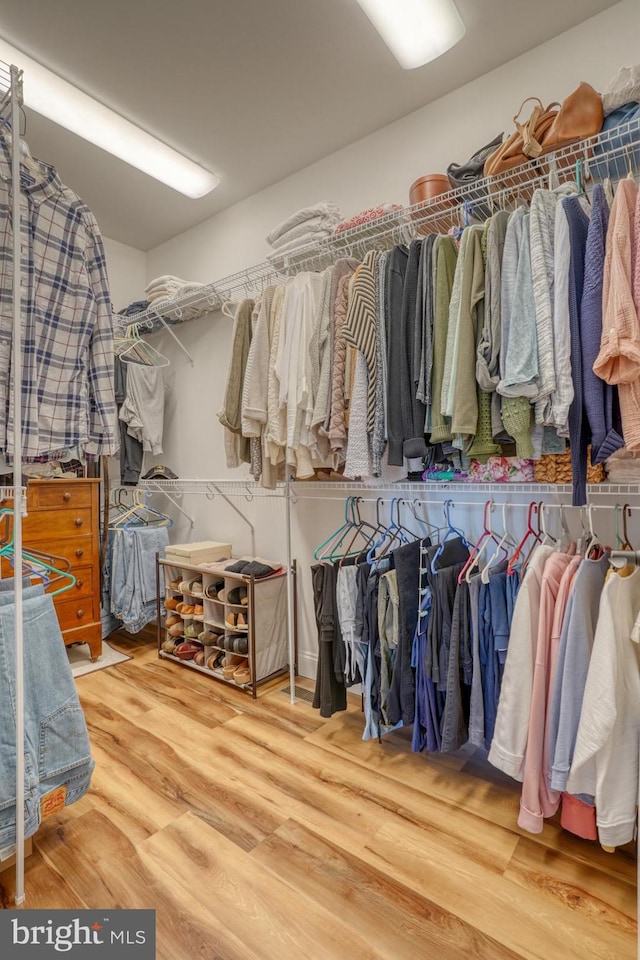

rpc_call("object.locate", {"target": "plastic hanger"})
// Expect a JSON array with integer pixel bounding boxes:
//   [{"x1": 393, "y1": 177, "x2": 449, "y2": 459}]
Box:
[
  {"x1": 373, "y1": 498, "x2": 411, "y2": 563},
  {"x1": 507, "y1": 501, "x2": 539, "y2": 576},
  {"x1": 584, "y1": 503, "x2": 603, "y2": 559},
  {"x1": 614, "y1": 503, "x2": 633, "y2": 550},
  {"x1": 458, "y1": 500, "x2": 497, "y2": 585},
  {"x1": 481, "y1": 503, "x2": 517, "y2": 584},
  {"x1": 538, "y1": 501, "x2": 558, "y2": 548},
  {"x1": 430, "y1": 500, "x2": 471, "y2": 575},
  {"x1": 313, "y1": 497, "x2": 354, "y2": 561}
]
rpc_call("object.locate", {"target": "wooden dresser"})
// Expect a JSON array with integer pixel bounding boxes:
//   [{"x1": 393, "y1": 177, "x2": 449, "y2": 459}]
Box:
[{"x1": 15, "y1": 479, "x2": 102, "y2": 660}]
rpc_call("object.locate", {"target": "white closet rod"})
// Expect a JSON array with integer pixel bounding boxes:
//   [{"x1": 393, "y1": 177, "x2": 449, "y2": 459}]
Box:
[{"x1": 9, "y1": 64, "x2": 25, "y2": 906}]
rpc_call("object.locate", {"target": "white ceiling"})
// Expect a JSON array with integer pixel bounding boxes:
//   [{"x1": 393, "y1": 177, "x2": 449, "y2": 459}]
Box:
[{"x1": 0, "y1": 0, "x2": 618, "y2": 251}]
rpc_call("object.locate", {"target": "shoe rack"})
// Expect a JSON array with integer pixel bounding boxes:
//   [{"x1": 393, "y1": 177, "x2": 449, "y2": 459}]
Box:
[{"x1": 156, "y1": 557, "x2": 293, "y2": 698}]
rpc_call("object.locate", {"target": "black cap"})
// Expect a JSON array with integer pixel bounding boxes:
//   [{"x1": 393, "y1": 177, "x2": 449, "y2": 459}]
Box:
[{"x1": 141, "y1": 464, "x2": 178, "y2": 480}]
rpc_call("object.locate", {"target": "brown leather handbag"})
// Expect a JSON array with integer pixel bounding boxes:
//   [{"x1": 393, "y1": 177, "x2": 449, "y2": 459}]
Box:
[{"x1": 484, "y1": 82, "x2": 603, "y2": 178}]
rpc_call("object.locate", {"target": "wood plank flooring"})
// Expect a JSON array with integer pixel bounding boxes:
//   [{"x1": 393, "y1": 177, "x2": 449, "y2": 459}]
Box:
[{"x1": 1, "y1": 626, "x2": 636, "y2": 959}]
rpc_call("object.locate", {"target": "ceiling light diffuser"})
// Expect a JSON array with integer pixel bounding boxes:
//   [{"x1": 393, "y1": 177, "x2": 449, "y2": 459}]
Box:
[
  {"x1": 0, "y1": 38, "x2": 219, "y2": 198},
  {"x1": 356, "y1": 0, "x2": 465, "y2": 70}
]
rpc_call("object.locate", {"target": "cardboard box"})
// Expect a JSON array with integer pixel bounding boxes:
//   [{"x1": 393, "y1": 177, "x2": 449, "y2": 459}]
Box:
[{"x1": 165, "y1": 541, "x2": 232, "y2": 565}]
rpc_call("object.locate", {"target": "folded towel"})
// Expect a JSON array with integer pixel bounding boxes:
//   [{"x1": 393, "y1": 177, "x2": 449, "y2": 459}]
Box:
[
  {"x1": 266, "y1": 201, "x2": 341, "y2": 246},
  {"x1": 269, "y1": 215, "x2": 336, "y2": 250},
  {"x1": 145, "y1": 275, "x2": 188, "y2": 292},
  {"x1": 267, "y1": 229, "x2": 333, "y2": 262}
]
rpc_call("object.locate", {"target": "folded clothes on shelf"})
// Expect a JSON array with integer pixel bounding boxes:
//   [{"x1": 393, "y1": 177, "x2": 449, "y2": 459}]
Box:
[
  {"x1": 333, "y1": 204, "x2": 403, "y2": 233},
  {"x1": 266, "y1": 201, "x2": 341, "y2": 248}
]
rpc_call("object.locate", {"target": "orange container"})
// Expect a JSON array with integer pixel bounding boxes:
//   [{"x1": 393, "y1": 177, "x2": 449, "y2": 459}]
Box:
[{"x1": 409, "y1": 174, "x2": 456, "y2": 235}]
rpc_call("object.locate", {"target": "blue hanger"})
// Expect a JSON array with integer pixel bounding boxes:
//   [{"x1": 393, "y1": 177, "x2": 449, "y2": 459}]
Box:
[{"x1": 430, "y1": 499, "x2": 472, "y2": 575}]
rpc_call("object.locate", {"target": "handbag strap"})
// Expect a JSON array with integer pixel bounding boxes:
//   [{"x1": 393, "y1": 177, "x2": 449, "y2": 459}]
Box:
[{"x1": 513, "y1": 97, "x2": 561, "y2": 159}]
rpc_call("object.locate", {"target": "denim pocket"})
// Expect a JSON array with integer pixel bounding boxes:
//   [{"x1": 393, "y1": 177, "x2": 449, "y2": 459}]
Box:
[{"x1": 39, "y1": 699, "x2": 92, "y2": 779}]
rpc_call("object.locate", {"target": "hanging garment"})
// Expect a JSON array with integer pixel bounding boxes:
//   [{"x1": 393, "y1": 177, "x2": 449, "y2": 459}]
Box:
[
  {"x1": 241, "y1": 286, "x2": 276, "y2": 443},
  {"x1": 428, "y1": 236, "x2": 458, "y2": 444},
  {"x1": 114, "y1": 357, "x2": 143, "y2": 485},
  {"x1": 440, "y1": 577, "x2": 473, "y2": 752},
  {"x1": 580, "y1": 186, "x2": 624, "y2": 465},
  {"x1": 0, "y1": 588, "x2": 94, "y2": 849},
  {"x1": 547, "y1": 554, "x2": 608, "y2": 793},
  {"x1": 497, "y1": 214, "x2": 538, "y2": 398},
  {"x1": 219, "y1": 297, "x2": 254, "y2": 468},
  {"x1": 550, "y1": 200, "x2": 574, "y2": 437},
  {"x1": 529, "y1": 189, "x2": 558, "y2": 422},
  {"x1": 110, "y1": 526, "x2": 170, "y2": 633},
  {"x1": 328, "y1": 274, "x2": 352, "y2": 455},
  {"x1": 372, "y1": 252, "x2": 389, "y2": 475},
  {"x1": 118, "y1": 362, "x2": 166, "y2": 455},
  {"x1": 478, "y1": 560, "x2": 514, "y2": 749},
  {"x1": 412, "y1": 579, "x2": 442, "y2": 753},
  {"x1": 468, "y1": 572, "x2": 485, "y2": 748},
  {"x1": 563, "y1": 194, "x2": 593, "y2": 505},
  {"x1": 450, "y1": 225, "x2": 485, "y2": 447},
  {"x1": 386, "y1": 538, "x2": 428, "y2": 726},
  {"x1": 594, "y1": 179, "x2": 640, "y2": 452},
  {"x1": 385, "y1": 246, "x2": 409, "y2": 465},
  {"x1": 566, "y1": 567, "x2": 640, "y2": 848},
  {"x1": 518, "y1": 551, "x2": 575, "y2": 834},
  {"x1": 311, "y1": 562, "x2": 347, "y2": 719},
  {"x1": 478, "y1": 210, "x2": 509, "y2": 441},
  {"x1": 416, "y1": 235, "x2": 436, "y2": 408},
  {"x1": 344, "y1": 351, "x2": 371, "y2": 478},
  {"x1": 400, "y1": 239, "x2": 427, "y2": 459},
  {"x1": 343, "y1": 250, "x2": 378, "y2": 434},
  {"x1": 441, "y1": 229, "x2": 470, "y2": 420},
  {"x1": 488, "y1": 544, "x2": 554, "y2": 779},
  {"x1": 0, "y1": 141, "x2": 116, "y2": 461},
  {"x1": 378, "y1": 567, "x2": 400, "y2": 728}
]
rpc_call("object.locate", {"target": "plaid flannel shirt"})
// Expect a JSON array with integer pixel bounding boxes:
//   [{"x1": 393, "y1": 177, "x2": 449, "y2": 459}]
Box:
[{"x1": 0, "y1": 137, "x2": 116, "y2": 460}]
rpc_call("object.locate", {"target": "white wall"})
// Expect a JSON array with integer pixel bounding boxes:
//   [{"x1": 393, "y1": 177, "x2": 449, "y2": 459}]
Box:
[
  {"x1": 136, "y1": 0, "x2": 639, "y2": 680},
  {"x1": 103, "y1": 237, "x2": 146, "y2": 313}
]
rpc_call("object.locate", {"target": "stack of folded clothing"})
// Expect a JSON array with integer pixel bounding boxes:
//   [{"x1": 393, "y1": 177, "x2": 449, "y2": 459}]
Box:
[
  {"x1": 605, "y1": 448, "x2": 640, "y2": 481},
  {"x1": 145, "y1": 275, "x2": 208, "y2": 304},
  {"x1": 266, "y1": 201, "x2": 342, "y2": 262},
  {"x1": 333, "y1": 204, "x2": 403, "y2": 233}
]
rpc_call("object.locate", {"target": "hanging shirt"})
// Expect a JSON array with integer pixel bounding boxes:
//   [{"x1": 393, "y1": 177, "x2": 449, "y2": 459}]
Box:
[
  {"x1": 0, "y1": 139, "x2": 116, "y2": 460},
  {"x1": 567, "y1": 567, "x2": 640, "y2": 848}
]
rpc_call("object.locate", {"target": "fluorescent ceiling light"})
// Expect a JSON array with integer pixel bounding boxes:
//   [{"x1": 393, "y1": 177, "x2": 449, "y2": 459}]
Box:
[
  {"x1": 356, "y1": 0, "x2": 465, "y2": 70},
  {"x1": 0, "y1": 38, "x2": 219, "y2": 198}
]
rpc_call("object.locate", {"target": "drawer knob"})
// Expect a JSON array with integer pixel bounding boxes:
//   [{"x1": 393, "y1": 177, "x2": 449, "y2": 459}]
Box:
[
  {"x1": 75, "y1": 517, "x2": 83, "y2": 527},
  {"x1": 63, "y1": 492, "x2": 71, "y2": 502},
  {"x1": 76, "y1": 579, "x2": 83, "y2": 589},
  {"x1": 76, "y1": 609, "x2": 84, "y2": 619},
  {"x1": 75, "y1": 548, "x2": 84, "y2": 558}
]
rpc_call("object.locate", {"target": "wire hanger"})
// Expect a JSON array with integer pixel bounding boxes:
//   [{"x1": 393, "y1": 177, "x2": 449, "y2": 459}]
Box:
[{"x1": 430, "y1": 499, "x2": 471, "y2": 575}]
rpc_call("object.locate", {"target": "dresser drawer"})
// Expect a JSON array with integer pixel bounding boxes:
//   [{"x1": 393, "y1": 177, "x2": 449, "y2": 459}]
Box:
[
  {"x1": 29, "y1": 483, "x2": 94, "y2": 511},
  {"x1": 22, "y1": 537, "x2": 95, "y2": 569},
  {"x1": 55, "y1": 595, "x2": 97, "y2": 632},
  {"x1": 51, "y1": 565, "x2": 94, "y2": 601},
  {"x1": 22, "y1": 508, "x2": 93, "y2": 542}
]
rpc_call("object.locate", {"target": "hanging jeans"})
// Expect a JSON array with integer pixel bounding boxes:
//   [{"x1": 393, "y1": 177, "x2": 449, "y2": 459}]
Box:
[
  {"x1": 110, "y1": 526, "x2": 170, "y2": 633},
  {"x1": 0, "y1": 590, "x2": 94, "y2": 849}
]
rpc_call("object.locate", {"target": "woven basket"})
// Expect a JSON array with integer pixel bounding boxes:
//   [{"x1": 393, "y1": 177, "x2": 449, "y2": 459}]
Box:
[{"x1": 533, "y1": 447, "x2": 605, "y2": 484}]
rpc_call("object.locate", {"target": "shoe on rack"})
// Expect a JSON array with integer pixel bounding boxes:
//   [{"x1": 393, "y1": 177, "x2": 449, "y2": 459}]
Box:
[
  {"x1": 193, "y1": 604, "x2": 204, "y2": 616},
  {"x1": 180, "y1": 604, "x2": 196, "y2": 616},
  {"x1": 205, "y1": 580, "x2": 225, "y2": 600},
  {"x1": 168, "y1": 579, "x2": 181, "y2": 590},
  {"x1": 184, "y1": 623, "x2": 200, "y2": 640},
  {"x1": 165, "y1": 614, "x2": 180, "y2": 628},
  {"x1": 180, "y1": 579, "x2": 203, "y2": 597},
  {"x1": 164, "y1": 596, "x2": 179, "y2": 610},
  {"x1": 226, "y1": 586, "x2": 248, "y2": 606},
  {"x1": 206, "y1": 650, "x2": 225, "y2": 671},
  {"x1": 169, "y1": 622, "x2": 185, "y2": 638},
  {"x1": 222, "y1": 655, "x2": 244, "y2": 679},
  {"x1": 233, "y1": 666, "x2": 251, "y2": 685},
  {"x1": 225, "y1": 612, "x2": 246, "y2": 629}
]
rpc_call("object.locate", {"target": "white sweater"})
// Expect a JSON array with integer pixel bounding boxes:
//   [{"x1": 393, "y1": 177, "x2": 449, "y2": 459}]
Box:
[
  {"x1": 488, "y1": 545, "x2": 554, "y2": 780},
  {"x1": 566, "y1": 567, "x2": 640, "y2": 848}
]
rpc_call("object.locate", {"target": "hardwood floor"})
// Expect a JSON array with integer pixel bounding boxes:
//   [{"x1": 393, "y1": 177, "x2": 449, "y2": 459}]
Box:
[{"x1": 1, "y1": 626, "x2": 636, "y2": 959}]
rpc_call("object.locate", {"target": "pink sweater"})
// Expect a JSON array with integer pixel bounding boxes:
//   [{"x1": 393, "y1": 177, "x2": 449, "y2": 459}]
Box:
[
  {"x1": 594, "y1": 179, "x2": 640, "y2": 450},
  {"x1": 518, "y1": 551, "x2": 576, "y2": 834}
]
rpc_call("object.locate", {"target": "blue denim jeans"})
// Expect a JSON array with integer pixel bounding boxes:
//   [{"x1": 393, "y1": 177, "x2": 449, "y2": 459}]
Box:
[
  {"x1": 0, "y1": 590, "x2": 94, "y2": 848},
  {"x1": 110, "y1": 526, "x2": 169, "y2": 633}
]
